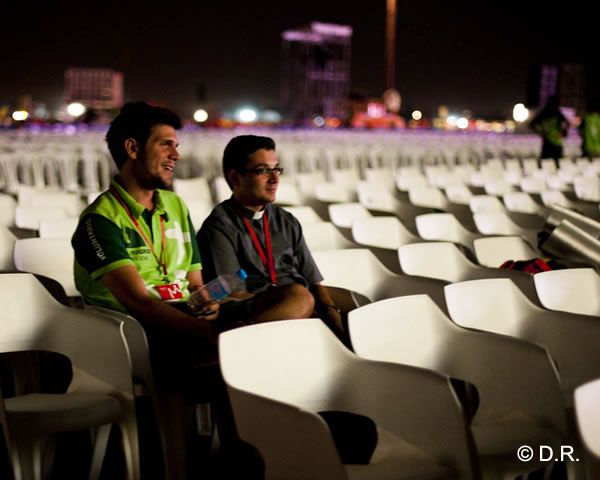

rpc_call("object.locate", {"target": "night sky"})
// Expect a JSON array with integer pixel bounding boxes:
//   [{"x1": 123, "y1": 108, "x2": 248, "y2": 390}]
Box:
[{"x1": 2, "y1": 1, "x2": 598, "y2": 119}]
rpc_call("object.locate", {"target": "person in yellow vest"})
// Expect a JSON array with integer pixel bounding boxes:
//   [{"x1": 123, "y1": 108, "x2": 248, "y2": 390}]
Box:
[
  {"x1": 578, "y1": 103, "x2": 600, "y2": 160},
  {"x1": 530, "y1": 95, "x2": 570, "y2": 166}
]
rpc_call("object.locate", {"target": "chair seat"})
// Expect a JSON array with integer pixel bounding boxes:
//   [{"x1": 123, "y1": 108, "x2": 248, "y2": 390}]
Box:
[
  {"x1": 5, "y1": 392, "x2": 121, "y2": 433},
  {"x1": 473, "y1": 416, "x2": 563, "y2": 471},
  {"x1": 347, "y1": 429, "x2": 453, "y2": 480}
]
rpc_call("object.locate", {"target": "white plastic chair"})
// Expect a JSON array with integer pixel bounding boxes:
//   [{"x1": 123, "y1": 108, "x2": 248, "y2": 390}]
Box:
[
  {"x1": 348, "y1": 295, "x2": 566, "y2": 480},
  {"x1": 173, "y1": 176, "x2": 212, "y2": 205},
  {"x1": 0, "y1": 193, "x2": 17, "y2": 227},
  {"x1": 312, "y1": 248, "x2": 448, "y2": 311},
  {"x1": 356, "y1": 181, "x2": 399, "y2": 213},
  {"x1": 14, "y1": 206, "x2": 70, "y2": 231},
  {"x1": 30, "y1": 192, "x2": 85, "y2": 217},
  {"x1": 327, "y1": 203, "x2": 372, "y2": 229},
  {"x1": 0, "y1": 226, "x2": 16, "y2": 271},
  {"x1": 283, "y1": 206, "x2": 324, "y2": 226},
  {"x1": 473, "y1": 212, "x2": 539, "y2": 246},
  {"x1": 444, "y1": 278, "x2": 600, "y2": 405},
  {"x1": 219, "y1": 319, "x2": 478, "y2": 480},
  {"x1": 444, "y1": 184, "x2": 473, "y2": 205},
  {"x1": 0, "y1": 273, "x2": 140, "y2": 480},
  {"x1": 301, "y1": 222, "x2": 355, "y2": 251},
  {"x1": 315, "y1": 182, "x2": 356, "y2": 203},
  {"x1": 502, "y1": 192, "x2": 544, "y2": 215},
  {"x1": 469, "y1": 195, "x2": 505, "y2": 214},
  {"x1": 13, "y1": 238, "x2": 78, "y2": 297},
  {"x1": 275, "y1": 182, "x2": 304, "y2": 206},
  {"x1": 473, "y1": 236, "x2": 540, "y2": 268},
  {"x1": 575, "y1": 377, "x2": 600, "y2": 458},
  {"x1": 38, "y1": 217, "x2": 79, "y2": 239},
  {"x1": 533, "y1": 268, "x2": 600, "y2": 317},
  {"x1": 415, "y1": 213, "x2": 480, "y2": 248},
  {"x1": 212, "y1": 176, "x2": 231, "y2": 204},
  {"x1": 185, "y1": 200, "x2": 213, "y2": 232},
  {"x1": 351, "y1": 216, "x2": 419, "y2": 249},
  {"x1": 407, "y1": 186, "x2": 448, "y2": 210}
]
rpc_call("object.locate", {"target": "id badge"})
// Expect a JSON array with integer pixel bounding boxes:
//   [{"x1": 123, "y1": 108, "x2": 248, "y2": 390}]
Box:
[{"x1": 154, "y1": 283, "x2": 183, "y2": 301}]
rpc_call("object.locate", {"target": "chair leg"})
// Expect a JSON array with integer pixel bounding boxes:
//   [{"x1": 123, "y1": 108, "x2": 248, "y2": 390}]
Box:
[
  {"x1": 88, "y1": 424, "x2": 111, "y2": 480},
  {"x1": 119, "y1": 401, "x2": 142, "y2": 480}
]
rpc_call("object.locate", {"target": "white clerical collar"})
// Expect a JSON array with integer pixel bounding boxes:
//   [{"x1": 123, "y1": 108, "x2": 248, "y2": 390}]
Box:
[{"x1": 252, "y1": 209, "x2": 265, "y2": 220}]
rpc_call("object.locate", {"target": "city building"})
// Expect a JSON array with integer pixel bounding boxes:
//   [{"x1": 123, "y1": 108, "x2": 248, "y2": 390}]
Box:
[
  {"x1": 64, "y1": 67, "x2": 124, "y2": 110},
  {"x1": 281, "y1": 22, "x2": 352, "y2": 126}
]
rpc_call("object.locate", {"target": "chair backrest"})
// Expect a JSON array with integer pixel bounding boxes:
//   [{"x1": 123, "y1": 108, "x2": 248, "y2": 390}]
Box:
[
  {"x1": 0, "y1": 194, "x2": 16, "y2": 227},
  {"x1": 399, "y1": 242, "x2": 476, "y2": 282},
  {"x1": 0, "y1": 273, "x2": 132, "y2": 394},
  {"x1": 315, "y1": 182, "x2": 356, "y2": 203},
  {"x1": 0, "y1": 226, "x2": 16, "y2": 271},
  {"x1": 415, "y1": 213, "x2": 478, "y2": 247},
  {"x1": 212, "y1": 176, "x2": 231, "y2": 204},
  {"x1": 473, "y1": 235, "x2": 539, "y2": 268},
  {"x1": 38, "y1": 216, "x2": 79, "y2": 238},
  {"x1": 574, "y1": 377, "x2": 600, "y2": 458},
  {"x1": 473, "y1": 211, "x2": 520, "y2": 235},
  {"x1": 533, "y1": 268, "x2": 600, "y2": 316},
  {"x1": 327, "y1": 203, "x2": 372, "y2": 228},
  {"x1": 173, "y1": 176, "x2": 212, "y2": 204},
  {"x1": 445, "y1": 278, "x2": 600, "y2": 401},
  {"x1": 30, "y1": 192, "x2": 85, "y2": 216},
  {"x1": 351, "y1": 216, "x2": 418, "y2": 249},
  {"x1": 13, "y1": 237, "x2": 77, "y2": 296},
  {"x1": 185, "y1": 200, "x2": 213, "y2": 232},
  {"x1": 312, "y1": 248, "x2": 392, "y2": 300},
  {"x1": 301, "y1": 222, "x2": 355, "y2": 251},
  {"x1": 283, "y1": 206, "x2": 323, "y2": 226},
  {"x1": 469, "y1": 195, "x2": 505, "y2": 214},
  {"x1": 356, "y1": 181, "x2": 398, "y2": 212},
  {"x1": 444, "y1": 184, "x2": 473, "y2": 205},
  {"x1": 14, "y1": 205, "x2": 69, "y2": 231},
  {"x1": 502, "y1": 192, "x2": 542, "y2": 214},
  {"x1": 275, "y1": 183, "x2": 303, "y2": 206},
  {"x1": 408, "y1": 186, "x2": 448, "y2": 210}
]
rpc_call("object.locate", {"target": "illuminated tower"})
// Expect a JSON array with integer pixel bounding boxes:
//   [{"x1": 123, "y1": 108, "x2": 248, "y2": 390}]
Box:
[
  {"x1": 281, "y1": 22, "x2": 352, "y2": 125},
  {"x1": 64, "y1": 67, "x2": 124, "y2": 110}
]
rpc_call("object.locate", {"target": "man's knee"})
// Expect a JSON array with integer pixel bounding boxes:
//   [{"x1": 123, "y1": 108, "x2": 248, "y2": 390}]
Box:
[{"x1": 278, "y1": 283, "x2": 315, "y2": 315}]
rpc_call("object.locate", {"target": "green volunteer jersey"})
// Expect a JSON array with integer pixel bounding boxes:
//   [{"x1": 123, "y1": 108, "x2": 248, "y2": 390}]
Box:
[
  {"x1": 72, "y1": 177, "x2": 202, "y2": 312},
  {"x1": 581, "y1": 112, "x2": 600, "y2": 157}
]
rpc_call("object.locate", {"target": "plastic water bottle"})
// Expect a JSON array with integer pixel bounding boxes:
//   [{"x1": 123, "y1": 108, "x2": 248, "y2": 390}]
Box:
[{"x1": 186, "y1": 268, "x2": 248, "y2": 314}]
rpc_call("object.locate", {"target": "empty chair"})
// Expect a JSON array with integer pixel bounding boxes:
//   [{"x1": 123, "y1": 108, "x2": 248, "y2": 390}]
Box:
[
  {"x1": 295, "y1": 171, "x2": 327, "y2": 200},
  {"x1": 13, "y1": 238, "x2": 78, "y2": 298},
  {"x1": 533, "y1": 268, "x2": 600, "y2": 316},
  {"x1": 0, "y1": 193, "x2": 17, "y2": 227},
  {"x1": 220, "y1": 318, "x2": 479, "y2": 480},
  {"x1": 328, "y1": 203, "x2": 372, "y2": 229},
  {"x1": 173, "y1": 176, "x2": 212, "y2": 204},
  {"x1": 483, "y1": 178, "x2": 513, "y2": 196},
  {"x1": 212, "y1": 176, "x2": 231, "y2": 204},
  {"x1": 574, "y1": 175, "x2": 600, "y2": 202},
  {"x1": 469, "y1": 195, "x2": 505, "y2": 214},
  {"x1": 445, "y1": 278, "x2": 600, "y2": 405},
  {"x1": 473, "y1": 212, "x2": 539, "y2": 246},
  {"x1": 351, "y1": 216, "x2": 418, "y2": 249},
  {"x1": 395, "y1": 171, "x2": 428, "y2": 191},
  {"x1": 38, "y1": 217, "x2": 79, "y2": 239},
  {"x1": 0, "y1": 273, "x2": 140, "y2": 480},
  {"x1": 14, "y1": 206, "x2": 70, "y2": 231},
  {"x1": 30, "y1": 192, "x2": 85, "y2": 216},
  {"x1": 0, "y1": 225, "x2": 16, "y2": 271},
  {"x1": 312, "y1": 248, "x2": 449, "y2": 312},
  {"x1": 444, "y1": 184, "x2": 473, "y2": 205},
  {"x1": 348, "y1": 295, "x2": 567, "y2": 480},
  {"x1": 282, "y1": 206, "x2": 324, "y2": 226},
  {"x1": 274, "y1": 182, "x2": 304, "y2": 206},
  {"x1": 520, "y1": 177, "x2": 547, "y2": 194},
  {"x1": 473, "y1": 235, "x2": 540, "y2": 268},
  {"x1": 16, "y1": 185, "x2": 61, "y2": 207},
  {"x1": 301, "y1": 222, "x2": 355, "y2": 251},
  {"x1": 575, "y1": 377, "x2": 600, "y2": 459},
  {"x1": 356, "y1": 181, "x2": 399, "y2": 213},
  {"x1": 415, "y1": 213, "x2": 480, "y2": 249},
  {"x1": 407, "y1": 186, "x2": 448, "y2": 210},
  {"x1": 315, "y1": 182, "x2": 356, "y2": 203},
  {"x1": 185, "y1": 200, "x2": 213, "y2": 231},
  {"x1": 502, "y1": 192, "x2": 545, "y2": 214}
]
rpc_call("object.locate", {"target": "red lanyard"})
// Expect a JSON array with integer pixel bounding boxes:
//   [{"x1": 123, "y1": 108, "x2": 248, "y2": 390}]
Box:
[
  {"x1": 242, "y1": 213, "x2": 277, "y2": 285},
  {"x1": 109, "y1": 185, "x2": 168, "y2": 277}
]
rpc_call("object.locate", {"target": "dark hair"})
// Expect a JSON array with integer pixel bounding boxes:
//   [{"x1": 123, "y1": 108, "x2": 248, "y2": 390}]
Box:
[
  {"x1": 222, "y1": 135, "x2": 276, "y2": 187},
  {"x1": 105, "y1": 101, "x2": 182, "y2": 169}
]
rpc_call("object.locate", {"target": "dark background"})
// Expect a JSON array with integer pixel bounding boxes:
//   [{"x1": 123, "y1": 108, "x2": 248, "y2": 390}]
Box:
[{"x1": 2, "y1": 1, "x2": 597, "y2": 118}]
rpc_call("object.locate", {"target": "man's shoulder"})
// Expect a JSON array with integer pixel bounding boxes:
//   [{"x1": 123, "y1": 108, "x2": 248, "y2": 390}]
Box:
[{"x1": 199, "y1": 200, "x2": 237, "y2": 231}]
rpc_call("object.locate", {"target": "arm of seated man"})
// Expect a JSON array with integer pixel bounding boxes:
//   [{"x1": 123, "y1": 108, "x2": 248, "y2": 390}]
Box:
[
  {"x1": 310, "y1": 283, "x2": 343, "y2": 332},
  {"x1": 102, "y1": 264, "x2": 219, "y2": 342}
]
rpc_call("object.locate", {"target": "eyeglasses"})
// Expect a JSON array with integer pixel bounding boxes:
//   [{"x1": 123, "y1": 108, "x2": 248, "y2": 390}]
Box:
[{"x1": 243, "y1": 167, "x2": 284, "y2": 176}]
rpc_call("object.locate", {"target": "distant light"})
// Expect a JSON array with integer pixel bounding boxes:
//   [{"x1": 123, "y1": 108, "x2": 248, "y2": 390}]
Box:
[
  {"x1": 446, "y1": 115, "x2": 458, "y2": 127},
  {"x1": 411, "y1": 110, "x2": 422, "y2": 121},
  {"x1": 12, "y1": 110, "x2": 29, "y2": 121},
  {"x1": 456, "y1": 117, "x2": 469, "y2": 129},
  {"x1": 193, "y1": 109, "x2": 208, "y2": 123},
  {"x1": 260, "y1": 110, "x2": 282, "y2": 123},
  {"x1": 236, "y1": 108, "x2": 257, "y2": 123},
  {"x1": 512, "y1": 103, "x2": 529, "y2": 123},
  {"x1": 312, "y1": 115, "x2": 325, "y2": 127},
  {"x1": 67, "y1": 102, "x2": 86, "y2": 117}
]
